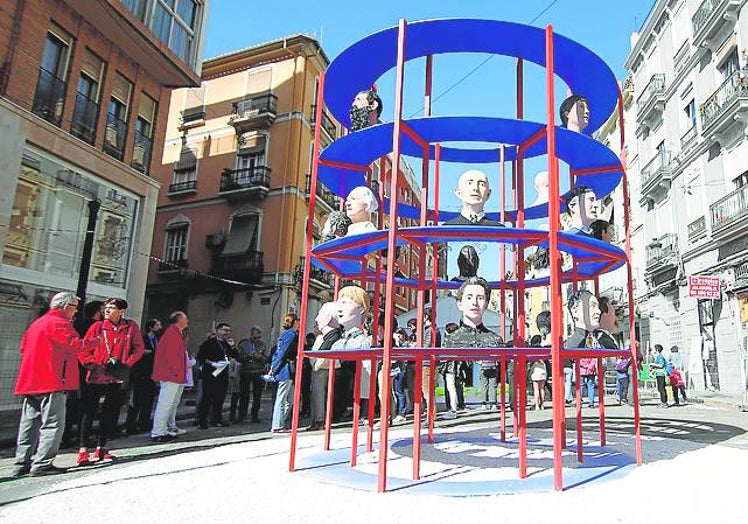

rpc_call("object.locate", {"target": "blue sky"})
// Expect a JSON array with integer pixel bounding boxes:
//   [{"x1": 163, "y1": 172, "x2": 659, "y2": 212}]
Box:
[{"x1": 203, "y1": 1, "x2": 655, "y2": 275}]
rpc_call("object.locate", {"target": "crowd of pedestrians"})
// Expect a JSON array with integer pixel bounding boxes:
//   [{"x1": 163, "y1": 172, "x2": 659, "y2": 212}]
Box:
[{"x1": 9, "y1": 284, "x2": 691, "y2": 478}]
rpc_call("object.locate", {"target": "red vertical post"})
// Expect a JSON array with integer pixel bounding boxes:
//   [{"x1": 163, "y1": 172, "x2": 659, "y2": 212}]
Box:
[
  {"x1": 323, "y1": 356, "x2": 336, "y2": 450},
  {"x1": 545, "y1": 25, "x2": 565, "y2": 491},
  {"x1": 576, "y1": 359, "x2": 584, "y2": 463},
  {"x1": 377, "y1": 18, "x2": 408, "y2": 493},
  {"x1": 618, "y1": 89, "x2": 643, "y2": 466},
  {"x1": 290, "y1": 72, "x2": 326, "y2": 472},
  {"x1": 351, "y1": 360, "x2": 362, "y2": 466},
  {"x1": 499, "y1": 145, "x2": 507, "y2": 440},
  {"x1": 427, "y1": 144, "x2": 441, "y2": 445}
]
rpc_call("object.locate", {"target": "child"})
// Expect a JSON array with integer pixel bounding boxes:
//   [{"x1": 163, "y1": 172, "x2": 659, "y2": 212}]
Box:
[{"x1": 670, "y1": 365, "x2": 687, "y2": 406}]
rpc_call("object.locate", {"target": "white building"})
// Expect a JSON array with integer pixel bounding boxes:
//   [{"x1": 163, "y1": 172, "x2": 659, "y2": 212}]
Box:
[{"x1": 622, "y1": 0, "x2": 748, "y2": 394}]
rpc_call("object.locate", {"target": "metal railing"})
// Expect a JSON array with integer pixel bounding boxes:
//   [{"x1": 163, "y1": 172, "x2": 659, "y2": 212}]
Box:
[
  {"x1": 687, "y1": 216, "x2": 707, "y2": 242},
  {"x1": 32, "y1": 67, "x2": 66, "y2": 126},
  {"x1": 636, "y1": 74, "x2": 666, "y2": 113},
  {"x1": 673, "y1": 40, "x2": 691, "y2": 77},
  {"x1": 305, "y1": 174, "x2": 339, "y2": 209},
  {"x1": 692, "y1": 0, "x2": 720, "y2": 37},
  {"x1": 699, "y1": 69, "x2": 748, "y2": 130},
  {"x1": 735, "y1": 261, "x2": 748, "y2": 285},
  {"x1": 70, "y1": 91, "x2": 99, "y2": 144},
  {"x1": 641, "y1": 149, "x2": 671, "y2": 188},
  {"x1": 710, "y1": 184, "x2": 748, "y2": 232},
  {"x1": 214, "y1": 251, "x2": 264, "y2": 281},
  {"x1": 220, "y1": 166, "x2": 271, "y2": 192},
  {"x1": 180, "y1": 106, "x2": 205, "y2": 126},
  {"x1": 168, "y1": 180, "x2": 197, "y2": 193},
  {"x1": 230, "y1": 94, "x2": 278, "y2": 120},
  {"x1": 680, "y1": 124, "x2": 697, "y2": 152},
  {"x1": 295, "y1": 256, "x2": 333, "y2": 288},
  {"x1": 310, "y1": 104, "x2": 337, "y2": 138},
  {"x1": 131, "y1": 129, "x2": 153, "y2": 174},
  {"x1": 158, "y1": 258, "x2": 188, "y2": 273},
  {"x1": 103, "y1": 112, "x2": 128, "y2": 161},
  {"x1": 646, "y1": 233, "x2": 679, "y2": 268}
]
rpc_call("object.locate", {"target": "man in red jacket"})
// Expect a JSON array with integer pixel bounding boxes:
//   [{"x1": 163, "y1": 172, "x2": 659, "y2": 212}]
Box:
[
  {"x1": 12, "y1": 292, "x2": 92, "y2": 477},
  {"x1": 151, "y1": 311, "x2": 192, "y2": 442}
]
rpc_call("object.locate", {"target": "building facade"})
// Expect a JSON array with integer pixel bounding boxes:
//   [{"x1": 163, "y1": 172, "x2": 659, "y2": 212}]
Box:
[
  {"x1": 146, "y1": 35, "x2": 421, "y2": 350},
  {"x1": 624, "y1": 0, "x2": 748, "y2": 394},
  {"x1": 0, "y1": 0, "x2": 208, "y2": 409}
]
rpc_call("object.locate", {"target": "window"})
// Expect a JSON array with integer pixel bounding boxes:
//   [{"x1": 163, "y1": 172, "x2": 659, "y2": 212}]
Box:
[
  {"x1": 237, "y1": 151, "x2": 264, "y2": 172},
  {"x1": 222, "y1": 214, "x2": 259, "y2": 255},
  {"x1": 121, "y1": 0, "x2": 148, "y2": 21},
  {"x1": 71, "y1": 49, "x2": 104, "y2": 144},
  {"x1": 164, "y1": 224, "x2": 189, "y2": 262},
  {"x1": 684, "y1": 99, "x2": 696, "y2": 127},
  {"x1": 734, "y1": 172, "x2": 748, "y2": 189},
  {"x1": 150, "y1": 0, "x2": 199, "y2": 65},
  {"x1": 33, "y1": 27, "x2": 72, "y2": 126},
  {"x1": 104, "y1": 73, "x2": 132, "y2": 161},
  {"x1": 132, "y1": 93, "x2": 157, "y2": 173},
  {"x1": 717, "y1": 48, "x2": 739, "y2": 80},
  {"x1": 4, "y1": 149, "x2": 137, "y2": 289}
]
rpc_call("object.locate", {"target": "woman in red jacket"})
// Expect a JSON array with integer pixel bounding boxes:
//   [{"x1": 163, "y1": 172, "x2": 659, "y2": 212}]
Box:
[{"x1": 77, "y1": 298, "x2": 144, "y2": 466}]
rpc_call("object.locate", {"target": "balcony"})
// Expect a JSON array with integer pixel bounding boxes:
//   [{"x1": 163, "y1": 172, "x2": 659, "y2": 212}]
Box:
[
  {"x1": 710, "y1": 184, "x2": 748, "y2": 240},
  {"x1": 212, "y1": 250, "x2": 264, "y2": 285},
  {"x1": 646, "y1": 234, "x2": 679, "y2": 274},
  {"x1": 32, "y1": 68, "x2": 66, "y2": 127},
  {"x1": 692, "y1": 0, "x2": 742, "y2": 49},
  {"x1": 699, "y1": 69, "x2": 748, "y2": 136},
  {"x1": 168, "y1": 180, "x2": 197, "y2": 195},
  {"x1": 294, "y1": 256, "x2": 334, "y2": 291},
  {"x1": 228, "y1": 94, "x2": 278, "y2": 132},
  {"x1": 310, "y1": 104, "x2": 337, "y2": 139},
  {"x1": 305, "y1": 174, "x2": 340, "y2": 211},
  {"x1": 679, "y1": 124, "x2": 698, "y2": 160},
  {"x1": 103, "y1": 112, "x2": 127, "y2": 161},
  {"x1": 219, "y1": 166, "x2": 271, "y2": 202},
  {"x1": 179, "y1": 106, "x2": 205, "y2": 130},
  {"x1": 687, "y1": 216, "x2": 708, "y2": 243},
  {"x1": 734, "y1": 261, "x2": 748, "y2": 289},
  {"x1": 158, "y1": 258, "x2": 188, "y2": 277},
  {"x1": 70, "y1": 92, "x2": 99, "y2": 145},
  {"x1": 636, "y1": 74, "x2": 666, "y2": 125},
  {"x1": 640, "y1": 150, "x2": 672, "y2": 197},
  {"x1": 673, "y1": 41, "x2": 691, "y2": 78},
  {"x1": 131, "y1": 129, "x2": 153, "y2": 174}
]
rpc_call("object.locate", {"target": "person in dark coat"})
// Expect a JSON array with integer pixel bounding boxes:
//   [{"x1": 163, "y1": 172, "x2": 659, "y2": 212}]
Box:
[
  {"x1": 196, "y1": 322, "x2": 238, "y2": 428},
  {"x1": 126, "y1": 318, "x2": 162, "y2": 434}
]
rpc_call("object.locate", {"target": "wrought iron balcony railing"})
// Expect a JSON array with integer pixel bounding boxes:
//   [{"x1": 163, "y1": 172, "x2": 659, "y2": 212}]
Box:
[
  {"x1": 168, "y1": 180, "x2": 197, "y2": 193},
  {"x1": 687, "y1": 216, "x2": 707, "y2": 242},
  {"x1": 32, "y1": 67, "x2": 66, "y2": 126},
  {"x1": 710, "y1": 184, "x2": 748, "y2": 234},
  {"x1": 699, "y1": 68, "x2": 748, "y2": 131},
  {"x1": 132, "y1": 129, "x2": 153, "y2": 174},
  {"x1": 310, "y1": 104, "x2": 337, "y2": 139},
  {"x1": 641, "y1": 149, "x2": 671, "y2": 190},
  {"x1": 305, "y1": 174, "x2": 340, "y2": 210},
  {"x1": 636, "y1": 74, "x2": 666, "y2": 116},
  {"x1": 103, "y1": 112, "x2": 128, "y2": 161},
  {"x1": 70, "y1": 91, "x2": 99, "y2": 144},
  {"x1": 646, "y1": 233, "x2": 679, "y2": 269}
]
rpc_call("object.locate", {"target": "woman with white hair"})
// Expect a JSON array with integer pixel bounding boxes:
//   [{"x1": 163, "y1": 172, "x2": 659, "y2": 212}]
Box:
[{"x1": 344, "y1": 186, "x2": 379, "y2": 236}]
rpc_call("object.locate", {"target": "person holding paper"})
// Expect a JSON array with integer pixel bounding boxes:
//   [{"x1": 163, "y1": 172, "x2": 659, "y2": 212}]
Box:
[{"x1": 196, "y1": 323, "x2": 238, "y2": 429}]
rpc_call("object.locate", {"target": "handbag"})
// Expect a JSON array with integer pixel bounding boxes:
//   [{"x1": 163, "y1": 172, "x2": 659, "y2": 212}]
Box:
[{"x1": 105, "y1": 360, "x2": 130, "y2": 381}]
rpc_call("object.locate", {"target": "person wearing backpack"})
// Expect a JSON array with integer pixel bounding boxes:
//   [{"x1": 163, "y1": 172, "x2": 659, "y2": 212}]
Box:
[
  {"x1": 614, "y1": 356, "x2": 631, "y2": 405},
  {"x1": 651, "y1": 344, "x2": 669, "y2": 408}
]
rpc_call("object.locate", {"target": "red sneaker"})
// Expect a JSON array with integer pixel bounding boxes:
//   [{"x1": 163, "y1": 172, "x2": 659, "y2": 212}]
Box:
[
  {"x1": 93, "y1": 447, "x2": 115, "y2": 462},
  {"x1": 76, "y1": 451, "x2": 90, "y2": 466}
]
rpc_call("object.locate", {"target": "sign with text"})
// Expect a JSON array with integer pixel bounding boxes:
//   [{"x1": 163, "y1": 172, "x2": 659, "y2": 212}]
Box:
[{"x1": 688, "y1": 275, "x2": 720, "y2": 299}]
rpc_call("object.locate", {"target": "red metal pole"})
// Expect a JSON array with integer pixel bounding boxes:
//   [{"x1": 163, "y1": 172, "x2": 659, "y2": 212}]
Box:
[
  {"x1": 289, "y1": 71, "x2": 326, "y2": 472},
  {"x1": 351, "y1": 360, "x2": 362, "y2": 466},
  {"x1": 545, "y1": 25, "x2": 565, "y2": 491},
  {"x1": 618, "y1": 89, "x2": 643, "y2": 466},
  {"x1": 500, "y1": 145, "x2": 507, "y2": 440},
  {"x1": 323, "y1": 356, "x2": 336, "y2": 450},
  {"x1": 427, "y1": 144, "x2": 441, "y2": 445},
  {"x1": 576, "y1": 359, "x2": 584, "y2": 463},
  {"x1": 376, "y1": 18, "x2": 407, "y2": 493}
]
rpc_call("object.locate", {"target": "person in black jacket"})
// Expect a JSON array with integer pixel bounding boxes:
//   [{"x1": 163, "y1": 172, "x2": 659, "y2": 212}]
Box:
[
  {"x1": 126, "y1": 318, "x2": 161, "y2": 434},
  {"x1": 197, "y1": 323, "x2": 238, "y2": 429}
]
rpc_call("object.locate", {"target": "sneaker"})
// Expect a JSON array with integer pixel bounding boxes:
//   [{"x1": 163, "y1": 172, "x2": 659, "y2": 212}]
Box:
[
  {"x1": 30, "y1": 465, "x2": 67, "y2": 477},
  {"x1": 94, "y1": 447, "x2": 115, "y2": 462},
  {"x1": 212, "y1": 421, "x2": 229, "y2": 427},
  {"x1": 76, "y1": 451, "x2": 91, "y2": 466},
  {"x1": 392, "y1": 415, "x2": 407, "y2": 424},
  {"x1": 151, "y1": 434, "x2": 177, "y2": 443},
  {"x1": 481, "y1": 404, "x2": 490, "y2": 411},
  {"x1": 10, "y1": 463, "x2": 30, "y2": 477},
  {"x1": 657, "y1": 403, "x2": 669, "y2": 409},
  {"x1": 271, "y1": 428, "x2": 291, "y2": 435},
  {"x1": 443, "y1": 411, "x2": 458, "y2": 420},
  {"x1": 168, "y1": 427, "x2": 188, "y2": 436}
]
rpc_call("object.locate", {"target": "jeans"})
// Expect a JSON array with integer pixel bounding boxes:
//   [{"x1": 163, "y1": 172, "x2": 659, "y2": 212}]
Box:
[
  {"x1": 15, "y1": 392, "x2": 67, "y2": 471},
  {"x1": 444, "y1": 372, "x2": 458, "y2": 412},
  {"x1": 564, "y1": 367, "x2": 574, "y2": 402},
  {"x1": 656, "y1": 375, "x2": 668, "y2": 404},
  {"x1": 271, "y1": 379, "x2": 294, "y2": 430},
  {"x1": 392, "y1": 370, "x2": 407, "y2": 417},
  {"x1": 151, "y1": 381, "x2": 185, "y2": 437},
  {"x1": 615, "y1": 372, "x2": 629, "y2": 402},
  {"x1": 581, "y1": 375, "x2": 596, "y2": 407},
  {"x1": 479, "y1": 368, "x2": 498, "y2": 406}
]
